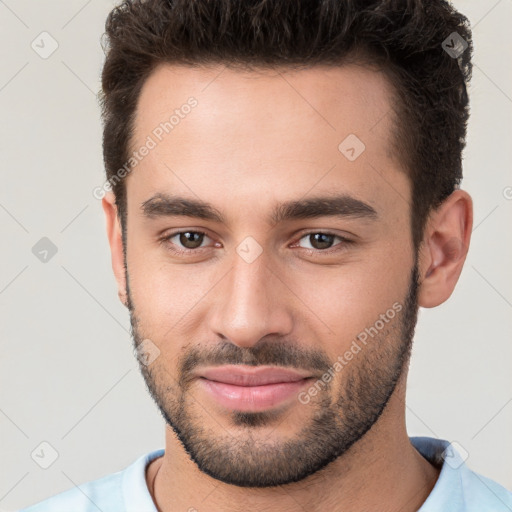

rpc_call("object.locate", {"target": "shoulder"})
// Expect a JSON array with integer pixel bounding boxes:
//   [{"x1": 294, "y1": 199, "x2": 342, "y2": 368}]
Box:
[
  {"x1": 459, "y1": 466, "x2": 512, "y2": 511},
  {"x1": 410, "y1": 436, "x2": 512, "y2": 512},
  {"x1": 18, "y1": 470, "x2": 123, "y2": 512},
  {"x1": 17, "y1": 449, "x2": 164, "y2": 512}
]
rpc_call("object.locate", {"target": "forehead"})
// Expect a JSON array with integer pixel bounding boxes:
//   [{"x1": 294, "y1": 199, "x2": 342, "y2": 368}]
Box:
[
  {"x1": 133, "y1": 62, "x2": 396, "y2": 144},
  {"x1": 127, "y1": 62, "x2": 407, "y2": 219}
]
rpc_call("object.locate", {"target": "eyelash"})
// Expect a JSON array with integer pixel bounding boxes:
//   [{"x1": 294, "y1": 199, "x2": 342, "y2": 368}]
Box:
[{"x1": 159, "y1": 230, "x2": 354, "y2": 256}]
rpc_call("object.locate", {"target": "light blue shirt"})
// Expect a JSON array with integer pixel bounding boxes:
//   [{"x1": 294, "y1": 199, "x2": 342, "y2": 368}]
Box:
[{"x1": 18, "y1": 437, "x2": 512, "y2": 511}]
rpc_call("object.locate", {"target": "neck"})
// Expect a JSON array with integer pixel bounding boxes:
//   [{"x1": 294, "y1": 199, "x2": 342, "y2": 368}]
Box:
[{"x1": 146, "y1": 376, "x2": 440, "y2": 512}]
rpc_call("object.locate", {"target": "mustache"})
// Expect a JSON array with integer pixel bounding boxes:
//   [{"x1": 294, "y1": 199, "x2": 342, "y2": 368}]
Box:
[{"x1": 178, "y1": 338, "x2": 332, "y2": 385}]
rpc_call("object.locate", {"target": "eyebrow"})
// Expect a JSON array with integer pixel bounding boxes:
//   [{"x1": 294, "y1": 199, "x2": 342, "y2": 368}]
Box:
[{"x1": 141, "y1": 192, "x2": 378, "y2": 225}]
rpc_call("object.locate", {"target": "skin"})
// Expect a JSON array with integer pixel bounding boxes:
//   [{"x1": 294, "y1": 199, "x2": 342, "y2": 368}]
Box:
[{"x1": 103, "y1": 63, "x2": 472, "y2": 511}]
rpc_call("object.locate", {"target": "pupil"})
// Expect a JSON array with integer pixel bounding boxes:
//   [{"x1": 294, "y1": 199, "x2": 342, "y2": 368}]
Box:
[
  {"x1": 180, "y1": 232, "x2": 203, "y2": 249},
  {"x1": 311, "y1": 233, "x2": 333, "y2": 250}
]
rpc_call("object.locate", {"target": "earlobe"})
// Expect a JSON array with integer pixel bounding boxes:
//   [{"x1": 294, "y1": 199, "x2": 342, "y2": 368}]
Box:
[
  {"x1": 118, "y1": 289, "x2": 128, "y2": 308},
  {"x1": 102, "y1": 192, "x2": 128, "y2": 308},
  {"x1": 417, "y1": 190, "x2": 473, "y2": 308}
]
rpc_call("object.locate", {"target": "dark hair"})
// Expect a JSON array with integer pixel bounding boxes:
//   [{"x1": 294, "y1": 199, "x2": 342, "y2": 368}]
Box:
[{"x1": 99, "y1": 0, "x2": 472, "y2": 252}]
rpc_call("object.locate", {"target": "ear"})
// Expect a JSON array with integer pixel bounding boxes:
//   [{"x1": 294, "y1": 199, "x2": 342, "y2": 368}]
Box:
[
  {"x1": 417, "y1": 189, "x2": 473, "y2": 308},
  {"x1": 102, "y1": 192, "x2": 128, "y2": 308}
]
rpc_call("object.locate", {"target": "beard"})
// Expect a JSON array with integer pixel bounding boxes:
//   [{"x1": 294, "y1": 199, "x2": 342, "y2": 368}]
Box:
[{"x1": 126, "y1": 260, "x2": 420, "y2": 488}]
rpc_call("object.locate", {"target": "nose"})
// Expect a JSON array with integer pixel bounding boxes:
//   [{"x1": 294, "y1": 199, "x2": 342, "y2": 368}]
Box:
[{"x1": 207, "y1": 247, "x2": 294, "y2": 348}]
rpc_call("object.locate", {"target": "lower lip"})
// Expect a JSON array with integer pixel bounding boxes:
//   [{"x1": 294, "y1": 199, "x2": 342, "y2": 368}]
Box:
[{"x1": 199, "y1": 378, "x2": 311, "y2": 412}]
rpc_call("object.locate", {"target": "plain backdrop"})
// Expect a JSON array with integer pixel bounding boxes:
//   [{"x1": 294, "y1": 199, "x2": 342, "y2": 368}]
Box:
[{"x1": 0, "y1": 1, "x2": 511, "y2": 510}]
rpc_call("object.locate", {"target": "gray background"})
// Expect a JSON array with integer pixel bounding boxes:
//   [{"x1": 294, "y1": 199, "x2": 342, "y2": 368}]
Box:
[{"x1": 1, "y1": 1, "x2": 511, "y2": 510}]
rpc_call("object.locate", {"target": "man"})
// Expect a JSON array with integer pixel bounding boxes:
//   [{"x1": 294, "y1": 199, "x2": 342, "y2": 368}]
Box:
[{"x1": 20, "y1": 0, "x2": 512, "y2": 511}]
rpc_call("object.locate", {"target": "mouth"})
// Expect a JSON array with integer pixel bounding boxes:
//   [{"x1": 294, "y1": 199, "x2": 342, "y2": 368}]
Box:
[{"x1": 196, "y1": 365, "x2": 314, "y2": 412}]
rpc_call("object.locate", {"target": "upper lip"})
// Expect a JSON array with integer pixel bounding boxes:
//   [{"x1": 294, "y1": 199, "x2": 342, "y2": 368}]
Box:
[{"x1": 198, "y1": 365, "x2": 313, "y2": 386}]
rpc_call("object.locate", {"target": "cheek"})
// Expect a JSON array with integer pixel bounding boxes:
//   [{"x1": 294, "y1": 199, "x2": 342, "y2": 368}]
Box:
[
  {"x1": 289, "y1": 254, "x2": 410, "y2": 349},
  {"x1": 126, "y1": 220, "x2": 413, "y2": 349},
  {"x1": 126, "y1": 242, "x2": 219, "y2": 326}
]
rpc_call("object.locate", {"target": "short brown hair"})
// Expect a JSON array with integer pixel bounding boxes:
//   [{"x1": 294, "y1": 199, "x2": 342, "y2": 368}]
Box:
[{"x1": 99, "y1": 0, "x2": 473, "y2": 251}]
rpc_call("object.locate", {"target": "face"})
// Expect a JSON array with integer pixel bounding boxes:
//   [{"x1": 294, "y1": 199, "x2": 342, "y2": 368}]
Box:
[{"x1": 121, "y1": 63, "x2": 418, "y2": 487}]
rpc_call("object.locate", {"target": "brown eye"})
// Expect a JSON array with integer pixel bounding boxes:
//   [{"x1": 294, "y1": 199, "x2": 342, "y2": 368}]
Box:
[
  {"x1": 177, "y1": 231, "x2": 205, "y2": 249},
  {"x1": 161, "y1": 230, "x2": 213, "y2": 254},
  {"x1": 309, "y1": 233, "x2": 335, "y2": 250},
  {"x1": 298, "y1": 232, "x2": 339, "y2": 250}
]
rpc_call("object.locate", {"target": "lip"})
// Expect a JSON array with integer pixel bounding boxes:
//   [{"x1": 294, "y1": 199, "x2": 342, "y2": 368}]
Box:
[
  {"x1": 196, "y1": 365, "x2": 314, "y2": 412},
  {"x1": 198, "y1": 365, "x2": 312, "y2": 386}
]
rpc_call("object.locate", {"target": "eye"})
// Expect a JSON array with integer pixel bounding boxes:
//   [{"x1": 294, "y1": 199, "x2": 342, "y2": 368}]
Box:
[
  {"x1": 159, "y1": 229, "x2": 354, "y2": 257},
  {"x1": 294, "y1": 232, "x2": 353, "y2": 253},
  {"x1": 160, "y1": 230, "x2": 214, "y2": 254}
]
